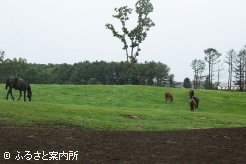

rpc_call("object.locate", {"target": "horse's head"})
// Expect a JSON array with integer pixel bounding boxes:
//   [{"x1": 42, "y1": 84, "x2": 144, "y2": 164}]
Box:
[
  {"x1": 27, "y1": 91, "x2": 32, "y2": 101},
  {"x1": 26, "y1": 84, "x2": 32, "y2": 101}
]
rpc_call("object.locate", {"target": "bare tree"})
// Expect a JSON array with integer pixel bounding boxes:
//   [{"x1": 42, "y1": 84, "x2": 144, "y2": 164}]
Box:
[
  {"x1": 204, "y1": 48, "x2": 221, "y2": 89},
  {"x1": 216, "y1": 63, "x2": 224, "y2": 87},
  {"x1": 224, "y1": 49, "x2": 236, "y2": 91},
  {"x1": 191, "y1": 59, "x2": 205, "y2": 89},
  {"x1": 243, "y1": 46, "x2": 246, "y2": 90}
]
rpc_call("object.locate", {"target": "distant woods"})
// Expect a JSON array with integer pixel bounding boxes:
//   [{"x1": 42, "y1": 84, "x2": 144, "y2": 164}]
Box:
[
  {"x1": 190, "y1": 45, "x2": 246, "y2": 91},
  {"x1": 0, "y1": 56, "x2": 171, "y2": 86}
]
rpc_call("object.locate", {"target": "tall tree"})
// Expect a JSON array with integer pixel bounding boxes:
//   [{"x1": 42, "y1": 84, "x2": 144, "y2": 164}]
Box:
[
  {"x1": 0, "y1": 50, "x2": 5, "y2": 80},
  {"x1": 243, "y1": 46, "x2": 246, "y2": 90},
  {"x1": 234, "y1": 49, "x2": 245, "y2": 92},
  {"x1": 106, "y1": 0, "x2": 155, "y2": 84},
  {"x1": 190, "y1": 59, "x2": 205, "y2": 89},
  {"x1": 224, "y1": 49, "x2": 236, "y2": 91},
  {"x1": 168, "y1": 74, "x2": 175, "y2": 87},
  {"x1": 216, "y1": 64, "x2": 224, "y2": 87},
  {"x1": 204, "y1": 76, "x2": 210, "y2": 89},
  {"x1": 0, "y1": 50, "x2": 5, "y2": 63},
  {"x1": 204, "y1": 48, "x2": 221, "y2": 89}
]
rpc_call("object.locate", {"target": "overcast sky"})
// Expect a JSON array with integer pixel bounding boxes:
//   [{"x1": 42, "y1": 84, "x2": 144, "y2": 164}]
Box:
[{"x1": 1, "y1": 0, "x2": 246, "y2": 81}]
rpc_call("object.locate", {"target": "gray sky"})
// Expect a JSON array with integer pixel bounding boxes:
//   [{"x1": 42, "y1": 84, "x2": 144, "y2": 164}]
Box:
[{"x1": 1, "y1": 0, "x2": 246, "y2": 81}]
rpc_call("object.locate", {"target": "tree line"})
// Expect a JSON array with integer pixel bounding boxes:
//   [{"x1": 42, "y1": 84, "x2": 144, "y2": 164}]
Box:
[
  {"x1": 188, "y1": 45, "x2": 246, "y2": 91},
  {"x1": 0, "y1": 52, "x2": 173, "y2": 86},
  {"x1": 0, "y1": 0, "x2": 161, "y2": 87}
]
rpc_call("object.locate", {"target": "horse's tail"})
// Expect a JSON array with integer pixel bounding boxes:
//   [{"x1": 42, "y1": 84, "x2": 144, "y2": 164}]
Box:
[{"x1": 5, "y1": 77, "x2": 10, "y2": 90}]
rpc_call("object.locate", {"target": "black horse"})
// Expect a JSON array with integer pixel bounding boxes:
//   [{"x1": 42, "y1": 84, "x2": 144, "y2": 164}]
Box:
[
  {"x1": 6, "y1": 76, "x2": 32, "y2": 102},
  {"x1": 192, "y1": 96, "x2": 199, "y2": 108},
  {"x1": 189, "y1": 89, "x2": 194, "y2": 99}
]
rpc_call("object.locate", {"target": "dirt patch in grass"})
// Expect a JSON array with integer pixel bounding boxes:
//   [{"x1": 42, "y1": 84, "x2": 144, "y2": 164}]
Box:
[
  {"x1": 125, "y1": 114, "x2": 143, "y2": 120},
  {"x1": 0, "y1": 127, "x2": 245, "y2": 163}
]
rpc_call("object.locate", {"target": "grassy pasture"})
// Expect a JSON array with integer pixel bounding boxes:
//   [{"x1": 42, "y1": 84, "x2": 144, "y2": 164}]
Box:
[{"x1": 0, "y1": 84, "x2": 246, "y2": 131}]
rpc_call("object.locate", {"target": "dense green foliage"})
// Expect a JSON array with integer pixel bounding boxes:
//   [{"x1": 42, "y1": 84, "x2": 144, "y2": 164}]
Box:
[
  {"x1": 0, "y1": 58, "x2": 170, "y2": 86},
  {"x1": 234, "y1": 48, "x2": 246, "y2": 91},
  {"x1": 1, "y1": 84, "x2": 246, "y2": 131},
  {"x1": 183, "y1": 77, "x2": 191, "y2": 88}
]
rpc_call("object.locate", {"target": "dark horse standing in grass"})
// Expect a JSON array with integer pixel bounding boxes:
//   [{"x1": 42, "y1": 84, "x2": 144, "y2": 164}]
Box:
[
  {"x1": 192, "y1": 96, "x2": 199, "y2": 108},
  {"x1": 189, "y1": 89, "x2": 194, "y2": 99},
  {"x1": 6, "y1": 76, "x2": 32, "y2": 102},
  {"x1": 164, "y1": 92, "x2": 173, "y2": 104}
]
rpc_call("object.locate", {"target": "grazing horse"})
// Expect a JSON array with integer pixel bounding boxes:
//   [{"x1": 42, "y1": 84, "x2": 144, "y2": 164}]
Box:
[
  {"x1": 192, "y1": 96, "x2": 199, "y2": 108},
  {"x1": 6, "y1": 76, "x2": 32, "y2": 102},
  {"x1": 189, "y1": 89, "x2": 194, "y2": 99},
  {"x1": 164, "y1": 92, "x2": 173, "y2": 103},
  {"x1": 189, "y1": 98, "x2": 196, "y2": 111}
]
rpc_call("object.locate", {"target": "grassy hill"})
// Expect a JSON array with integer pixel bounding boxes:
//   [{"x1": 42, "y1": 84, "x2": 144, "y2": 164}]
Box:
[{"x1": 0, "y1": 84, "x2": 246, "y2": 131}]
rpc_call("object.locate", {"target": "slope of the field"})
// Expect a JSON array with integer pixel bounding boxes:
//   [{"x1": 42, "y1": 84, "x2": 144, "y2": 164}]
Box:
[{"x1": 1, "y1": 84, "x2": 246, "y2": 131}]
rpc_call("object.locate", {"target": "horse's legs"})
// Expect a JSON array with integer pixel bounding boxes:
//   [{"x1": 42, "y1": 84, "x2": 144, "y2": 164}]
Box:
[
  {"x1": 23, "y1": 90, "x2": 26, "y2": 102},
  {"x1": 190, "y1": 104, "x2": 194, "y2": 111},
  {"x1": 17, "y1": 90, "x2": 22, "y2": 101},
  {"x1": 7, "y1": 88, "x2": 15, "y2": 100},
  {"x1": 6, "y1": 89, "x2": 9, "y2": 100}
]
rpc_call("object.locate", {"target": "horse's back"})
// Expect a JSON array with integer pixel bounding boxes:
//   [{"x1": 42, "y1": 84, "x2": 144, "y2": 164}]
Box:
[
  {"x1": 17, "y1": 78, "x2": 30, "y2": 90},
  {"x1": 164, "y1": 92, "x2": 172, "y2": 97},
  {"x1": 192, "y1": 96, "x2": 199, "y2": 102},
  {"x1": 6, "y1": 76, "x2": 27, "y2": 90},
  {"x1": 6, "y1": 76, "x2": 17, "y2": 88},
  {"x1": 164, "y1": 92, "x2": 173, "y2": 103}
]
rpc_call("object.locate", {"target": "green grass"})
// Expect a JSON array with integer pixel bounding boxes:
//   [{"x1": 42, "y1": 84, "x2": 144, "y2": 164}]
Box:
[{"x1": 0, "y1": 84, "x2": 246, "y2": 131}]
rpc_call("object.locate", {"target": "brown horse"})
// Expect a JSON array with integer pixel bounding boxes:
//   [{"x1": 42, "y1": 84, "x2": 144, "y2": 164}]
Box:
[
  {"x1": 189, "y1": 89, "x2": 194, "y2": 99},
  {"x1": 189, "y1": 98, "x2": 196, "y2": 111},
  {"x1": 164, "y1": 92, "x2": 173, "y2": 103},
  {"x1": 6, "y1": 76, "x2": 32, "y2": 102}
]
